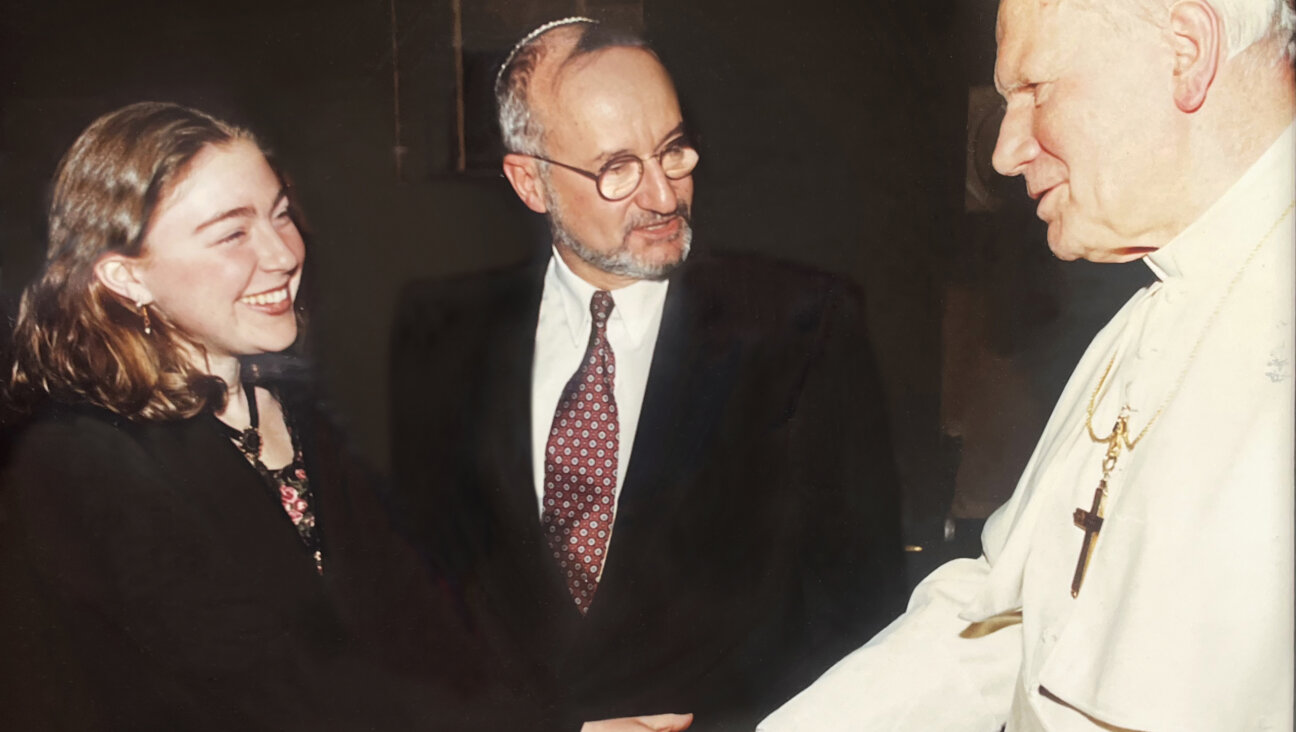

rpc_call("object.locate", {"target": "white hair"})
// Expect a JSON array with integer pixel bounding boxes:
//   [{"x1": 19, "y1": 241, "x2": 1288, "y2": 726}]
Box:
[
  {"x1": 1077, "y1": 0, "x2": 1296, "y2": 61},
  {"x1": 1213, "y1": 0, "x2": 1296, "y2": 60}
]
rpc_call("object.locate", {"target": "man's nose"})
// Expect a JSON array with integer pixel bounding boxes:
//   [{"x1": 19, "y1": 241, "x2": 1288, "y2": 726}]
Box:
[
  {"x1": 633, "y1": 159, "x2": 681, "y2": 214},
  {"x1": 991, "y1": 101, "x2": 1039, "y2": 177}
]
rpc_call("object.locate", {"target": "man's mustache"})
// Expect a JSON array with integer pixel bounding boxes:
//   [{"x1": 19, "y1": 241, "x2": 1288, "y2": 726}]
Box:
[{"x1": 626, "y1": 203, "x2": 692, "y2": 231}]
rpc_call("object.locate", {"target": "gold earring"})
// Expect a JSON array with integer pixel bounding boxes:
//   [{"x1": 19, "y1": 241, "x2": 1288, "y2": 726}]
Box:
[{"x1": 137, "y1": 301, "x2": 152, "y2": 335}]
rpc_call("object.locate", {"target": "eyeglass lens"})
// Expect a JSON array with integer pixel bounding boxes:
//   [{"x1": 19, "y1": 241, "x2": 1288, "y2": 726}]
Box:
[{"x1": 598, "y1": 145, "x2": 699, "y2": 200}]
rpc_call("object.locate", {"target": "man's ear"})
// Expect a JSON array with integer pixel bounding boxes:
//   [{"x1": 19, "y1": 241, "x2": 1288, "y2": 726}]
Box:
[
  {"x1": 1169, "y1": 0, "x2": 1222, "y2": 113},
  {"x1": 502, "y1": 153, "x2": 550, "y2": 214},
  {"x1": 94, "y1": 254, "x2": 152, "y2": 307}
]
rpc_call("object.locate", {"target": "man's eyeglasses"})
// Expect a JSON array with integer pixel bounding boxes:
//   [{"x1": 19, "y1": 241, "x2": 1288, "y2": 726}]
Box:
[{"x1": 519, "y1": 140, "x2": 699, "y2": 202}]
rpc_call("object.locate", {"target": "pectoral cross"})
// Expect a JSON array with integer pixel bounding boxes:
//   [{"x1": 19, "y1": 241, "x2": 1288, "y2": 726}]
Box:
[
  {"x1": 1071, "y1": 410, "x2": 1129, "y2": 598},
  {"x1": 1070, "y1": 483, "x2": 1106, "y2": 597}
]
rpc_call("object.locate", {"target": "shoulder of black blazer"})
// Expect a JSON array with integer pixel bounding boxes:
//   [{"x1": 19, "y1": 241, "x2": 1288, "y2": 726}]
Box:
[
  {"x1": 387, "y1": 249, "x2": 877, "y2": 538},
  {"x1": 390, "y1": 249, "x2": 866, "y2": 355}
]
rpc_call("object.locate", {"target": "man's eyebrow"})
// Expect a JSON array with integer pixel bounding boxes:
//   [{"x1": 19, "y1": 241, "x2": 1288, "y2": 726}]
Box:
[
  {"x1": 591, "y1": 147, "x2": 633, "y2": 167},
  {"x1": 655, "y1": 123, "x2": 687, "y2": 149},
  {"x1": 590, "y1": 123, "x2": 688, "y2": 166}
]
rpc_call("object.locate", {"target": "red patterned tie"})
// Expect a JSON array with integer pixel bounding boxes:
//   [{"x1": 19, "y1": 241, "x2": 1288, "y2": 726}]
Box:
[{"x1": 542, "y1": 290, "x2": 619, "y2": 614}]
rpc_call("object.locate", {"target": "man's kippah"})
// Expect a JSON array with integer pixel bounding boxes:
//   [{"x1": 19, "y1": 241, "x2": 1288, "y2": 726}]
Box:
[{"x1": 495, "y1": 16, "x2": 599, "y2": 95}]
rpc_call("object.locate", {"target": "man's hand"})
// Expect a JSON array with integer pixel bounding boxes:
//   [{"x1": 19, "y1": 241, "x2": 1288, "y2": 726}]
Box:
[{"x1": 580, "y1": 713, "x2": 694, "y2": 731}]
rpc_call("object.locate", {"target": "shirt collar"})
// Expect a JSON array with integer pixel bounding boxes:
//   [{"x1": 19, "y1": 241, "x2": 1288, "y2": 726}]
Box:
[
  {"x1": 547, "y1": 247, "x2": 671, "y2": 349},
  {"x1": 1145, "y1": 120, "x2": 1295, "y2": 284}
]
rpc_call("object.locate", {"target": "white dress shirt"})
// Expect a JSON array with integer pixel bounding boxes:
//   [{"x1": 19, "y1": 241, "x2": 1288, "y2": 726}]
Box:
[
  {"x1": 761, "y1": 123, "x2": 1295, "y2": 732},
  {"x1": 530, "y1": 249, "x2": 670, "y2": 518}
]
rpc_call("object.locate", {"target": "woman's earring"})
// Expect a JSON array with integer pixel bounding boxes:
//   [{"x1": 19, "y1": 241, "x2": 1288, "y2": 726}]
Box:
[{"x1": 137, "y1": 301, "x2": 152, "y2": 335}]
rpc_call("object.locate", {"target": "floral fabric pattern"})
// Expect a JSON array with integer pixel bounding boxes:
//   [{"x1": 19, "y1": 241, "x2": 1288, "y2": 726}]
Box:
[
  {"x1": 223, "y1": 405, "x2": 325, "y2": 575},
  {"x1": 271, "y1": 455, "x2": 323, "y2": 571}
]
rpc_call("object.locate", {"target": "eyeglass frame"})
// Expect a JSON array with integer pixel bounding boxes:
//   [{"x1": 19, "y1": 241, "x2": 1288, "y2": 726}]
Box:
[{"x1": 511, "y1": 136, "x2": 700, "y2": 202}]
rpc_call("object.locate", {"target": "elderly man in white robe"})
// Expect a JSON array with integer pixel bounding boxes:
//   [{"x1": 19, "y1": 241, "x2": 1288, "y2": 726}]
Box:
[{"x1": 759, "y1": 0, "x2": 1295, "y2": 730}]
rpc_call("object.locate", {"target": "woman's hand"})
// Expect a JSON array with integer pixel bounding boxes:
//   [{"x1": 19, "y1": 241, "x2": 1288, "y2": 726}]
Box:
[{"x1": 580, "y1": 713, "x2": 694, "y2": 732}]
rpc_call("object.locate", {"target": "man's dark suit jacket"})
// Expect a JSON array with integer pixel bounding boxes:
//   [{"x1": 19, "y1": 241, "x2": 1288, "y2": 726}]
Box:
[
  {"x1": 390, "y1": 251, "x2": 906, "y2": 731},
  {"x1": 0, "y1": 389, "x2": 498, "y2": 731}
]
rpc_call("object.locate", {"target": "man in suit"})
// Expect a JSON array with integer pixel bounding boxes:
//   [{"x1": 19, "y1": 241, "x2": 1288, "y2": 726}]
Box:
[{"x1": 390, "y1": 18, "x2": 904, "y2": 732}]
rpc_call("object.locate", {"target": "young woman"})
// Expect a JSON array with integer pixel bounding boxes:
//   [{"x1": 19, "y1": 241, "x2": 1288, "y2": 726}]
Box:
[{"x1": 0, "y1": 102, "x2": 473, "y2": 731}]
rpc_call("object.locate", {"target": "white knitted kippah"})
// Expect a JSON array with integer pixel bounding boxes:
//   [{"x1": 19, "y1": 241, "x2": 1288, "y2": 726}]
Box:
[{"x1": 494, "y1": 16, "x2": 599, "y2": 95}]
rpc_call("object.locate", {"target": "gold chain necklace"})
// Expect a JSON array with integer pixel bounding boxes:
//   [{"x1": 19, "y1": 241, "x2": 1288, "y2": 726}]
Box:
[{"x1": 1069, "y1": 200, "x2": 1294, "y2": 598}]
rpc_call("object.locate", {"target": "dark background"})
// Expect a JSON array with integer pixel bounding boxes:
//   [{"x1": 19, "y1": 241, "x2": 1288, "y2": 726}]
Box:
[{"x1": 0, "y1": 0, "x2": 1152, "y2": 575}]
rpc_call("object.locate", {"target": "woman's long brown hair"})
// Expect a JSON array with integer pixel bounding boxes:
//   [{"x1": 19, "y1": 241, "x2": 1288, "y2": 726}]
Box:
[{"x1": 7, "y1": 102, "x2": 257, "y2": 420}]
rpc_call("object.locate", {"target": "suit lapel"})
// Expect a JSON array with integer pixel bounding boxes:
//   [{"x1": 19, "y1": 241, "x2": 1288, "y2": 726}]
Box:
[
  {"x1": 476, "y1": 263, "x2": 587, "y2": 639},
  {"x1": 591, "y1": 258, "x2": 743, "y2": 612},
  {"x1": 479, "y1": 263, "x2": 546, "y2": 550}
]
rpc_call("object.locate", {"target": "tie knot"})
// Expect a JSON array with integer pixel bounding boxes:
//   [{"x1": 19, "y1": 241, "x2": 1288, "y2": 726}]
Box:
[{"x1": 590, "y1": 290, "x2": 615, "y2": 325}]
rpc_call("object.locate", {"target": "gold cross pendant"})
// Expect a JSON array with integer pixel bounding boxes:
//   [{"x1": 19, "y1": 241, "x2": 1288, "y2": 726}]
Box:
[
  {"x1": 1070, "y1": 482, "x2": 1106, "y2": 597},
  {"x1": 1071, "y1": 411, "x2": 1128, "y2": 598}
]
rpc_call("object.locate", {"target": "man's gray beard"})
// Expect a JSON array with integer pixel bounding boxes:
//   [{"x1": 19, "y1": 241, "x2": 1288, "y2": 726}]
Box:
[{"x1": 547, "y1": 200, "x2": 693, "y2": 281}]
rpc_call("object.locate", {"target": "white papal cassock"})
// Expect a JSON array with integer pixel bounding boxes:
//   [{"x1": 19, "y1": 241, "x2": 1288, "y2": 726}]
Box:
[{"x1": 760, "y1": 123, "x2": 1295, "y2": 732}]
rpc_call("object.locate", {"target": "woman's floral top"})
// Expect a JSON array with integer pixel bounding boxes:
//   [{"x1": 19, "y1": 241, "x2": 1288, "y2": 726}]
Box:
[
  {"x1": 223, "y1": 401, "x2": 325, "y2": 576},
  {"x1": 267, "y1": 453, "x2": 324, "y2": 575}
]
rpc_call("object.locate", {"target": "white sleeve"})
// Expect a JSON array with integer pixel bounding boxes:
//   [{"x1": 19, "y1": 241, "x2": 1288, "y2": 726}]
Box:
[{"x1": 757, "y1": 555, "x2": 1021, "y2": 732}]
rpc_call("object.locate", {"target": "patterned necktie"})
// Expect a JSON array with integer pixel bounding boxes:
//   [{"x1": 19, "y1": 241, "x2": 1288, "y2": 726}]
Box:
[{"x1": 542, "y1": 290, "x2": 619, "y2": 614}]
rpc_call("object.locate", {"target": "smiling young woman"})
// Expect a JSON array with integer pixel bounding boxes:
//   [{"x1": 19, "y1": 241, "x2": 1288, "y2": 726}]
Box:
[{"x1": 0, "y1": 102, "x2": 517, "y2": 731}]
